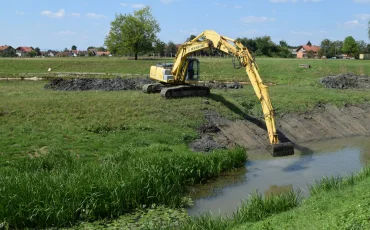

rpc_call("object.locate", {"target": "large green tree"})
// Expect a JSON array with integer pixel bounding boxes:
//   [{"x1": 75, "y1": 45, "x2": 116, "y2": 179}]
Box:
[
  {"x1": 368, "y1": 21, "x2": 370, "y2": 40},
  {"x1": 342, "y1": 36, "x2": 359, "y2": 57},
  {"x1": 105, "y1": 6, "x2": 160, "y2": 60}
]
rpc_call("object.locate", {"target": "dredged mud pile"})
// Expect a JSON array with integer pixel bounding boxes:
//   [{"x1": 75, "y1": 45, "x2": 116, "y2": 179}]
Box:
[
  {"x1": 44, "y1": 77, "x2": 245, "y2": 91},
  {"x1": 319, "y1": 73, "x2": 370, "y2": 89},
  {"x1": 44, "y1": 77, "x2": 155, "y2": 91}
]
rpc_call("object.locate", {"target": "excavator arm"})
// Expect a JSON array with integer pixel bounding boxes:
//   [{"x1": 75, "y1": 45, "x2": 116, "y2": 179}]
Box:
[
  {"x1": 145, "y1": 30, "x2": 294, "y2": 156},
  {"x1": 175, "y1": 30, "x2": 293, "y2": 156}
]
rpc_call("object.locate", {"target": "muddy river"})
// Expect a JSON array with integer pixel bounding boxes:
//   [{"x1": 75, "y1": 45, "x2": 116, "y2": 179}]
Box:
[{"x1": 187, "y1": 136, "x2": 370, "y2": 216}]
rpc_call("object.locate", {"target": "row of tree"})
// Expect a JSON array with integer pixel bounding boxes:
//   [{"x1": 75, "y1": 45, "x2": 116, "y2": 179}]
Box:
[
  {"x1": 103, "y1": 6, "x2": 370, "y2": 60},
  {"x1": 319, "y1": 36, "x2": 370, "y2": 58}
]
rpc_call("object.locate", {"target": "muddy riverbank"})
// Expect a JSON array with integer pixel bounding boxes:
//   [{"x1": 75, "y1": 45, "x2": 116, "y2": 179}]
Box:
[{"x1": 191, "y1": 103, "x2": 370, "y2": 152}]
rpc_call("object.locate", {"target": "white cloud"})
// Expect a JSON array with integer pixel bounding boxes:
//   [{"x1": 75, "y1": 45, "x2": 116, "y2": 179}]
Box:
[
  {"x1": 71, "y1": 13, "x2": 81, "y2": 17},
  {"x1": 41, "y1": 9, "x2": 65, "y2": 18},
  {"x1": 160, "y1": 0, "x2": 174, "y2": 3},
  {"x1": 86, "y1": 13, "x2": 105, "y2": 19},
  {"x1": 342, "y1": 19, "x2": 367, "y2": 30},
  {"x1": 131, "y1": 4, "x2": 146, "y2": 9},
  {"x1": 16, "y1": 11, "x2": 24, "y2": 15},
  {"x1": 269, "y1": 0, "x2": 297, "y2": 3},
  {"x1": 215, "y1": 2, "x2": 228, "y2": 7},
  {"x1": 242, "y1": 16, "x2": 276, "y2": 24},
  {"x1": 234, "y1": 5, "x2": 242, "y2": 9},
  {"x1": 304, "y1": 0, "x2": 322, "y2": 2},
  {"x1": 344, "y1": 20, "x2": 360, "y2": 26},
  {"x1": 353, "y1": 0, "x2": 370, "y2": 3},
  {"x1": 54, "y1": 30, "x2": 76, "y2": 36},
  {"x1": 120, "y1": 3, "x2": 146, "y2": 9},
  {"x1": 356, "y1": 13, "x2": 370, "y2": 20},
  {"x1": 290, "y1": 30, "x2": 312, "y2": 36}
]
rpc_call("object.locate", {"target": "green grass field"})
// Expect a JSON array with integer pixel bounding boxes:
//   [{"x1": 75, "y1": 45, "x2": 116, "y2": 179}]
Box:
[
  {"x1": 1, "y1": 57, "x2": 370, "y2": 85},
  {"x1": 1, "y1": 57, "x2": 370, "y2": 228}
]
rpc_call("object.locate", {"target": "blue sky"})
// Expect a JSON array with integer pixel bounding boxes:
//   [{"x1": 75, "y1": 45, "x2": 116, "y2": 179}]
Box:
[{"x1": 1, "y1": 0, "x2": 369, "y2": 50}]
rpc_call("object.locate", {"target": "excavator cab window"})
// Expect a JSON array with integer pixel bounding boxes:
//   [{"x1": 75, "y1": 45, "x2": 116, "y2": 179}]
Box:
[{"x1": 186, "y1": 59, "x2": 199, "y2": 81}]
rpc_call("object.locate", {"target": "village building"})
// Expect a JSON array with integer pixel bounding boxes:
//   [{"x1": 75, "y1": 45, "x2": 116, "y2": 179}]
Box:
[
  {"x1": 296, "y1": 45, "x2": 321, "y2": 59},
  {"x1": 16, "y1": 46, "x2": 34, "y2": 57}
]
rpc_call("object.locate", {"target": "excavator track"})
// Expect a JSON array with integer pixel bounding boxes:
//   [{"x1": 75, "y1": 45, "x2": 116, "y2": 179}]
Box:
[
  {"x1": 160, "y1": 85, "x2": 210, "y2": 98},
  {"x1": 142, "y1": 83, "x2": 164, "y2": 93}
]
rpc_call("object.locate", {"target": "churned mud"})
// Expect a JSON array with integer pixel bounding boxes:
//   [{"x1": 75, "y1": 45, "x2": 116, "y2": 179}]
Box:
[
  {"x1": 191, "y1": 104, "x2": 370, "y2": 152},
  {"x1": 44, "y1": 77, "x2": 155, "y2": 91},
  {"x1": 44, "y1": 77, "x2": 245, "y2": 91}
]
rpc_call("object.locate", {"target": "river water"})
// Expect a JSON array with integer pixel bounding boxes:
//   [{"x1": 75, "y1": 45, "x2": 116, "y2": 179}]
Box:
[{"x1": 187, "y1": 136, "x2": 370, "y2": 216}]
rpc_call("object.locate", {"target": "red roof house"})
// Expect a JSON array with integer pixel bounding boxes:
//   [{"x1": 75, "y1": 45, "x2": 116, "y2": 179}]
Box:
[
  {"x1": 296, "y1": 45, "x2": 321, "y2": 59},
  {"x1": 0, "y1": 45, "x2": 16, "y2": 56},
  {"x1": 16, "y1": 46, "x2": 34, "y2": 57}
]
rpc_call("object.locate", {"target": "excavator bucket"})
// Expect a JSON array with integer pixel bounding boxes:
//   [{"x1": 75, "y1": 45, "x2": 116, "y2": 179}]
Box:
[{"x1": 271, "y1": 142, "x2": 295, "y2": 157}]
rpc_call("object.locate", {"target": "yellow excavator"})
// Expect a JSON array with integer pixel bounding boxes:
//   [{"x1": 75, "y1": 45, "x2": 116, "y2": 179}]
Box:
[{"x1": 143, "y1": 30, "x2": 294, "y2": 157}]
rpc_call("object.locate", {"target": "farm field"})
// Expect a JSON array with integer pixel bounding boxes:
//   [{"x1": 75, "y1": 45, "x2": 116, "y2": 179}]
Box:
[
  {"x1": 1, "y1": 57, "x2": 370, "y2": 228},
  {"x1": 1, "y1": 57, "x2": 370, "y2": 85}
]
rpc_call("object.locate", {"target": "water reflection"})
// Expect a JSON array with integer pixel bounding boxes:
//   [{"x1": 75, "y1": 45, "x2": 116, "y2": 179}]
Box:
[{"x1": 188, "y1": 136, "x2": 370, "y2": 216}]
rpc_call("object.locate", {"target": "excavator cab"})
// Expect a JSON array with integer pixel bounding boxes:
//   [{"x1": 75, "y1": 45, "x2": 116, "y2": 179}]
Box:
[{"x1": 185, "y1": 58, "x2": 200, "y2": 81}]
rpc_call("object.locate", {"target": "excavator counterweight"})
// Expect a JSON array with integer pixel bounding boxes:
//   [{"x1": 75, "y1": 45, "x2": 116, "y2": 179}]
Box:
[{"x1": 144, "y1": 30, "x2": 294, "y2": 157}]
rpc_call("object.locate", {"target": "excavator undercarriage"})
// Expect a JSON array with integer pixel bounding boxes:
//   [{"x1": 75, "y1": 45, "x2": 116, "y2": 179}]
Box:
[{"x1": 143, "y1": 83, "x2": 210, "y2": 98}]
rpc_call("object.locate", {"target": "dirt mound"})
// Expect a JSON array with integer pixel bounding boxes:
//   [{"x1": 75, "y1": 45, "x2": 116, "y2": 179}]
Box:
[
  {"x1": 319, "y1": 73, "x2": 370, "y2": 89},
  {"x1": 44, "y1": 77, "x2": 155, "y2": 91}
]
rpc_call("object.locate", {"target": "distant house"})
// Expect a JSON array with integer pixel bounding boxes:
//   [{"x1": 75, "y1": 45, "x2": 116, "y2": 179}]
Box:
[
  {"x1": 296, "y1": 45, "x2": 321, "y2": 59},
  {"x1": 16, "y1": 46, "x2": 34, "y2": 57},
  {"x1": 96, "y1": 51, "x2": 111, "y2": 57},
  {"x1": 0, "y1": 45, "x2": 16, "y2": 56},
  {"x1": 70, "y1": 50, "x2": 79, "y2": 57},
  {"x1": 46, "y1": 50, "x2": 58, "y2": 57}
]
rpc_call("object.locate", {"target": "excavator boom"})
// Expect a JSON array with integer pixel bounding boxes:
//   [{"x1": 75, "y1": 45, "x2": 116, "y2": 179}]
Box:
[{"x1": 144, "y1": 30, "x2": 294, "y2": 157}]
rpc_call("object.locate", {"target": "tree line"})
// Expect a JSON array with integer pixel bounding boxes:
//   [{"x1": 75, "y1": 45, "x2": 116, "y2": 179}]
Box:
[
  {"x1": 319, "y1": 36, "x2": 370, "y2": 59},
  {"x1": 105, "y1": 6, "x2": 370, "y2": 60}
]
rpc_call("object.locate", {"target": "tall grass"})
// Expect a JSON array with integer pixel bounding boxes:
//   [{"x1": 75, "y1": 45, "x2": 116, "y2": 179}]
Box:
[
  {"x1": 0, "y1": 146, "x2": 246, "y2": 228},
  {"x1": 179, "y1": 189, "x2": 302, "y2": 230},
  {"x1": 309, "y1": 167, "x2": 370, "y2": 195}
]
